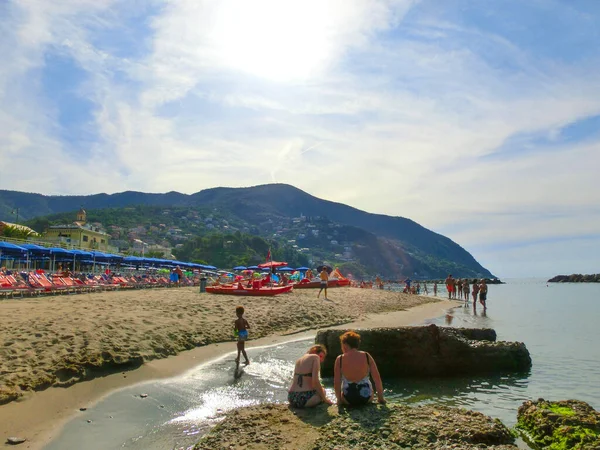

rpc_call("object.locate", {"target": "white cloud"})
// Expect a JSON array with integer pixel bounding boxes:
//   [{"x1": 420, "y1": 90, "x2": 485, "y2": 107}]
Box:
[{"x1": 1, "y1": 0, "x2": 600, "y2": 275}]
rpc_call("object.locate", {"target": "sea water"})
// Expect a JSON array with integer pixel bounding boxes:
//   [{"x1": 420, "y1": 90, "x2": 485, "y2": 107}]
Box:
[{"x1": 45, "y1": 279, "x2": 600, "y2": 450}]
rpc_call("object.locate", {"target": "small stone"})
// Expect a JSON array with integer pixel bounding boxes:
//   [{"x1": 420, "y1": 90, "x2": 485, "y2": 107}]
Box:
[
  {"x1": 6, "y1": 437, "x2": 26, "y2": 445},
  {"x1": 159, "y1": 405, "x2": 165, "y2": 408},
  {"x1": 140, "y1": 393, "x2": 148, "y2": 398},
  {"x1": 87, "y1": 419, "x2": 92, "y2": 423},
  {"x1": 79, "y1": 407, "x2": 87, "y2": 411}
]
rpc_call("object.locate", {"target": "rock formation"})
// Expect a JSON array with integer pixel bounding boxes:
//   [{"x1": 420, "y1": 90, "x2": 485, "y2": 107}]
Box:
[
  {"x1": 315, "y1": 325, "x2": 531, "y2": 377},
  {"x1": 193, "y1": 403, "x2": 517, "y2": 450},
  {"x1": 517, "y1": 399, "x2": 600, "y2": 449},
  {"x1": 548, "y1": 274, "x2": 600, "y2": 283}
]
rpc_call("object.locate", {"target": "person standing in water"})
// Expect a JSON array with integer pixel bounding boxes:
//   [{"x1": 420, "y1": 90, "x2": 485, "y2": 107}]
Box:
[
  {"x1": 445, "y1": 274, "x2": 454, "y2": 299},
  {"x1": 317, "y1": 267, "x2": 329, "y2": 300},
  {"x1": 472, "y1": 281, "x2": 480, "y2": 304},
  {"x1": 479, "y1": 279, "x2": 488, "y2": 310},
  {"x1": 234, "y1": 305, "x2": 250, "y2": 365}
]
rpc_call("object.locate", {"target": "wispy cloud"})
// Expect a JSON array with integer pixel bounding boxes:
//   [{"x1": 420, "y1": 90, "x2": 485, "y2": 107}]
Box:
[{"x1": 1, "y1": 0, "x2": 599, "y2": 276}]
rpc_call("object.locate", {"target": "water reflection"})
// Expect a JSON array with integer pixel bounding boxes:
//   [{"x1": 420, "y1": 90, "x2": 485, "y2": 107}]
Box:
[{"x1": 381, "y1": 371, "x2": 531, "y2": 423}]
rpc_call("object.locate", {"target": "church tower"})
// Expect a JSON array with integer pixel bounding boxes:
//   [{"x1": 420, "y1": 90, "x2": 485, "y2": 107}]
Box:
[{"x1": 76, "y1": 207, "x2": 87, "y2": 224}]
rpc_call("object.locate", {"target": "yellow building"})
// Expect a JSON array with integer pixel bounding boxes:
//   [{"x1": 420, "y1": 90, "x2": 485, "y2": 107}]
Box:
[{"x1": 41, "y1": 208, "x2": 111, "y2": 251}]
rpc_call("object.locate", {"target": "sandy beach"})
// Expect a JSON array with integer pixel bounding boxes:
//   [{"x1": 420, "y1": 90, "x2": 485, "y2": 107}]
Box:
[{"x1": 0, "y1": 286, "x2": 459, "y2": 449}]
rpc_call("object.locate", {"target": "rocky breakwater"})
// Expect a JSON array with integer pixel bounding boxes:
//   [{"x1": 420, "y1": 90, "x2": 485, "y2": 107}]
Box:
[
  {"x1": 315, "y1": 325, "x2": 531, "y2": 377},
  {"x1": 517, "y1": 399, "x2": 600, "y2": 449},
  {"x1": 548, "y1": 274, "x2": 600, "y2": 283},
  {"x1": 193, "y1": 403, "x2": 518, "y2": 449}
]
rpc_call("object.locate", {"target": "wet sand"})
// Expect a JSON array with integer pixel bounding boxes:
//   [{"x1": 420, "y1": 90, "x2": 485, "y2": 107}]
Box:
[{"x1": 0, "y1": 286, "x2": 458, "y2": 449}]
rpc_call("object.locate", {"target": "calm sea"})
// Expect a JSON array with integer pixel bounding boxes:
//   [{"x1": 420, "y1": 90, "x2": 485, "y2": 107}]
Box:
[{"x1": 45, "y1": 278, "x2": 600, "y2": 450}]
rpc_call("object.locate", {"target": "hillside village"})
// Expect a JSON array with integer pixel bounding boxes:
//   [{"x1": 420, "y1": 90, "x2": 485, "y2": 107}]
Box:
[{"x1": 23, "y1": 206, "x2": 358, "y2": 268}]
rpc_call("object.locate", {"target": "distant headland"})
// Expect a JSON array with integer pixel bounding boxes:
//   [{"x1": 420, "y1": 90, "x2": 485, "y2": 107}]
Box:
[{"x1": 548, "y1": 274, "x2": 600, "y2": 283}]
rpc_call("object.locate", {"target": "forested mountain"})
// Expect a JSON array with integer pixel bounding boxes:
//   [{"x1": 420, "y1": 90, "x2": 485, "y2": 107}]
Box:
[{"x1": 0, "y1": 184, "x2": 493, "y2": 278}]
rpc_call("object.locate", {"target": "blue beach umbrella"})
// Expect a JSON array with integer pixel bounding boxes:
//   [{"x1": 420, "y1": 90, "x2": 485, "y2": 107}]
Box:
[
  {"x1": 277, "y1": 267, "x2": 294, "y2": 272},
  {"x1": 233, "y1": 265, "x2": 247, "y2": 271},
  {"x1": 0, "y1": 242, "x2": 26, "y2": 267},
  {"x1": 295, "y1": 266, "x2": 311, "y2": 271},
  {"x1": 21, "y1": 243, "x2": 51, "y2": 256},
  {"x1": 0, "y1": 241, "x2": 27, "y2": 255}
]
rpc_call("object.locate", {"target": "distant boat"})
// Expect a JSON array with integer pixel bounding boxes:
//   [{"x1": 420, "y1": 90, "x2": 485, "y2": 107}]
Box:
[
  {"x1": 205, "y1": 285, "x2": 293, "y2": 296},
  {"x1": 293, "y1": 278, "x2": 350, "y2": 289}
]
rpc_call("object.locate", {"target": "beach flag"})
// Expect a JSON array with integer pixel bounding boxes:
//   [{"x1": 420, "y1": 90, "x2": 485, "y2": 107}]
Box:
[{"x1": 266, "y1": 249, "x2": 271, "y2": 262}]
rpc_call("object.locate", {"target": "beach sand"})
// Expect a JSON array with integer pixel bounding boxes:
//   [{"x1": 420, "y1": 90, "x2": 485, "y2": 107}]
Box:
[{"x1": 0, "y1": 286, "x2": 459, "y2": 449}]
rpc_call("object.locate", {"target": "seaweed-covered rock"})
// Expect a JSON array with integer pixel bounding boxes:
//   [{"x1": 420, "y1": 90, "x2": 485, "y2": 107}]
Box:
[
  {"x1": 517, "y1": 399, "x2": 600, "y2": 449},
  {"x1": 315, "y1": 325, "x2": 531, "y2": 377},
  {"x1": 194, "y1": 403, "x2": 517, "y2": 450}
]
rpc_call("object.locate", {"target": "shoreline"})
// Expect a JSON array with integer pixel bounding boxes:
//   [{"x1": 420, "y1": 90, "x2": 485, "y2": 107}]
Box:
[{"x1": 0, "y1": 297, "x2": 459, "y2": 450}]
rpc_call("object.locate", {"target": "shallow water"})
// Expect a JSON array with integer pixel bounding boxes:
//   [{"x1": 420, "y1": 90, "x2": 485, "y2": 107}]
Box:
[{"x1": 45, "y1": 279, "x2": 600, "y2": 449}]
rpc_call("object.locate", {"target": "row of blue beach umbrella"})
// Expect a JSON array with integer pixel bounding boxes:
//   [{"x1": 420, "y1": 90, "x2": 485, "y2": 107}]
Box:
[{"x1": 0, "y1": 241, "x2": 217, "y2": 271}]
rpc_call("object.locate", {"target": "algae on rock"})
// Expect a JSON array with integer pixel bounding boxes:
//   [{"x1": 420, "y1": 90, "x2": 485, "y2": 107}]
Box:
[{"x1": 517, "y1": 399, "x2": 600, "y2": 449}]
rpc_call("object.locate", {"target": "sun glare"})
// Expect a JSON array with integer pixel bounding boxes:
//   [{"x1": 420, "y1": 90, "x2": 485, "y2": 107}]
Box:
[{"x1": 210, "y1": 1, "x2": 336, "y2": 82}]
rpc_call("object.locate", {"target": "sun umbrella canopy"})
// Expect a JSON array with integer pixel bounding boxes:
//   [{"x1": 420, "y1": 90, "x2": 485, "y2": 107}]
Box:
[
  {"x1": 317, "y1": 265, "x2": 333, "y2": 274},
  {"x1": 277, "y1": 267, "x2": 294, "y2": 272},
  {"x1": 20, "y1": 243, "x2": 51, "y2": 255},
  {"x1": 233, "y1": 266, "x2": 247, "y2": 271},
  {"x1": 258, "y1": 261, "x2": 288, "y2": 268},
  {"x1": 0, "y1": 241, "x2": 27, "y2": 255},
  {"x1": 70, "y1": 249, "x2": 94, "y2": 259},
  {"x1": 247, "y1": 265, "x2": 260, "y2": 270},
  {"x1": 295, "y1": 266, "x2": 311, "y2": 271}
]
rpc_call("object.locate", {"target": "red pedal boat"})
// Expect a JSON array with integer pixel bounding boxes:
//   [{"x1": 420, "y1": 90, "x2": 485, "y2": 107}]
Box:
[{"x1": 205, "y1": 285, "x2": 294, "y2": 296}]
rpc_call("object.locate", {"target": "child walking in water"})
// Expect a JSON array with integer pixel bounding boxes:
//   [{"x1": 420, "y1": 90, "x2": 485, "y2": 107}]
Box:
[{"x1": 234, "y1": 305, "x2": 250, "y2": 365}]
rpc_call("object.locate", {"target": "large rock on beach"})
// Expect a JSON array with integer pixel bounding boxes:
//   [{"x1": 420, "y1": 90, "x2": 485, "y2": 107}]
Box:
[
  {"x1": 517, "y1": 399, "x2": 600, "y2": 449},
  {"x1": 315, "y1": 325, "x2": 531, "y2": 377},
  {"x1": 193, "y1": 403, "x2": 517, "y2": 449}
]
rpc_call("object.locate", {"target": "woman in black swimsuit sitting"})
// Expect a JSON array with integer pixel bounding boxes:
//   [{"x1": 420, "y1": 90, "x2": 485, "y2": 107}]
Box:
[
  {"x1": 288, "y1": 345, "x2": 332, "y2": 408},
  {"x1": 334, "y1": 331, "x2": 386, "y2": 406}
]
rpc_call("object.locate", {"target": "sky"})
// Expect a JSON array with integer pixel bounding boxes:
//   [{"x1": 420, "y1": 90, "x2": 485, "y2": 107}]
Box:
[{"x1": 1, "y1": 0, "x2": 599, "y2": 278}]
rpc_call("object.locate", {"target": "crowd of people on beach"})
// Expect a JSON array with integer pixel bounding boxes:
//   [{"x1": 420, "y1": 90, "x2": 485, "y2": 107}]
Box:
[{"x1": 444, "y1": 274, "x2": 488, "y2": 310}]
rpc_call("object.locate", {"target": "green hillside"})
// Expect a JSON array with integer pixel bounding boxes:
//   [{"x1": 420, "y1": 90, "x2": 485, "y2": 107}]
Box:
[{"x1": 1, "y1": 184, "x2": 494, "y2": 278}]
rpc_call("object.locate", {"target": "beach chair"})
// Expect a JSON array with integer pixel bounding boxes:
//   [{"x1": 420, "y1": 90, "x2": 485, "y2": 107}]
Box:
[
  {"x1": 51, "y1": 276, "x2": 79, "y2": 294},
  {"x1": 27, "y1": 271, "x2": 57, "y2": 295},
  {"x1": 2, "y1": 274, "x2": 38, "y2": 297}
]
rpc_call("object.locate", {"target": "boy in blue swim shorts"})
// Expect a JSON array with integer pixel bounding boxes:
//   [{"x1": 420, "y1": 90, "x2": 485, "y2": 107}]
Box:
[{"x1": 234, "y1": 305, "x2": 250, "y2": 365}]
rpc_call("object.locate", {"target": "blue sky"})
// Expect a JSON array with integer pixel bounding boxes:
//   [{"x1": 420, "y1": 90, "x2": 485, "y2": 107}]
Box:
[{"x1": 1, "y1": 0, "x2": 599, "y2": 277}]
